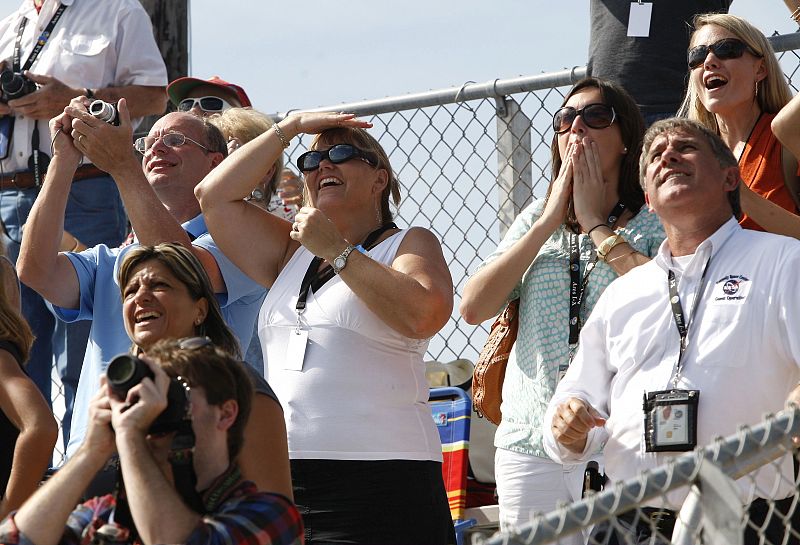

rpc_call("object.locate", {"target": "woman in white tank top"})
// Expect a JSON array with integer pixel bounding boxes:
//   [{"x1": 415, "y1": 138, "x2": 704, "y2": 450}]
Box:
[{"x1": 196, "y1": 112, "x2": 456, "y2": 544}]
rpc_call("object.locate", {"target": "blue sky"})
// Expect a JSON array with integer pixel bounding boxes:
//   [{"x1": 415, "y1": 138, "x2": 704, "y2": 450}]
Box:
[{"x1": 0, "y1": 1, "x2": 796, "y2": 113}]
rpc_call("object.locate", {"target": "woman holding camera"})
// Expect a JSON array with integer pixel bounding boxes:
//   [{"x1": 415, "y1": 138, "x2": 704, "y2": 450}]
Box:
[
  {"x1": 116, "y1": 242, "x2": 292, "y2": 499},
  {"x1": 679, "y1": 13, "x2": 800, "y2": 237},
  {"x1": 196, "y1": 113, "x2": 454, "y2": 544},
  {"x1": 0, "y1": 250, "x2": 57, "y2": 517},
  {"x1": 460, "y1": 78, "x2": 665, "y2": 535}
]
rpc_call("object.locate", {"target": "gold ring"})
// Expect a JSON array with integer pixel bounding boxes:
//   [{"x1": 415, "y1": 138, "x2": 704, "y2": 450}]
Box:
[{"x1": 77, "y1": 134, "x2": 85, "y2": 145}]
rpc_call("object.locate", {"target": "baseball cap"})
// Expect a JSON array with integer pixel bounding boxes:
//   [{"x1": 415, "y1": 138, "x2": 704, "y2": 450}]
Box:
[{"x1": 167, "y1": 76, "x2": 252, "y2": 108}]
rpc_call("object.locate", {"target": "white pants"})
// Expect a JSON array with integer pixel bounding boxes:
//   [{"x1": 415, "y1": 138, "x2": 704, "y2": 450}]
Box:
[{"x1": 495, "y1": 448, "x2": 595, "y2": 544}]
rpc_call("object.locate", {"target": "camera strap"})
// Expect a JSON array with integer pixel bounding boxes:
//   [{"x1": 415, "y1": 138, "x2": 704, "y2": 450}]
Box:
[{"x1": 13, "y1": 3, "x2": 68, "y2": 73}]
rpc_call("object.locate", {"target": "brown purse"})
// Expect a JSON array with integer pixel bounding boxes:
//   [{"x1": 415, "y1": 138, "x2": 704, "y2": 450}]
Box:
[{"x1": 472, "y1": 299, "x2": 520, "y2": 425}]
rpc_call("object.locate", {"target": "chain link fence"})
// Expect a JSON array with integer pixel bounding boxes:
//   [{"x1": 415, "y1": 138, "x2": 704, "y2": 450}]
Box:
[
  {"x1": 49, "y1": 32, "x2": 800, "y2": 480},
  {"x1": 478, "y1": 406, "x2": 800, "y2": 545}
]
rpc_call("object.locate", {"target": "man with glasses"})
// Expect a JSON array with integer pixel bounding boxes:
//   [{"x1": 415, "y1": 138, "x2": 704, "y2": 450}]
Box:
[
  {"x1": 166, "y1": 75, "x2": 251, "y2": 117},
  {"x1": 542, "y1": 118, "x2": 800, "y2": 544},
  {"x1": 17, "y1": 103, "x2": 267, "y2": 476},
  {"x1": 0, "y1": 339, "x2": 303, "y2": 545},
  {"x1": 0, "y1": 0, "x2": 168, "y2": 447}
]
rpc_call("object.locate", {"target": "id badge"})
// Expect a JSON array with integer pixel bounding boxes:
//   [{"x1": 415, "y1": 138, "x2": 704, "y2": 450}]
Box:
[
  {"x1": 643, "y1": 389, "x2": 699, "y2": 452},
  {"x1": 284, "y1": 328, "x2": 308, "y2": 371},
  {"x1": 628, "y1": 2, "x2": 653, "y2": 37}
]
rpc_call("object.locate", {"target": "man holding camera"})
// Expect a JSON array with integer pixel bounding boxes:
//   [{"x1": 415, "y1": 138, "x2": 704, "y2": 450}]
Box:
[
  {"x1": 0, "y1": 0, "x2": 167, "y2": 443},
  {"x1": 0, "y1": 339, "x2": 303, "y2": 545},
  {"x1": 17, "y1": 100, "x2": 278, "y2": 493}
]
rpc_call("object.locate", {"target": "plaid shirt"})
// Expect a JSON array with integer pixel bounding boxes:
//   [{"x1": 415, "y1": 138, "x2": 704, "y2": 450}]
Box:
[{"x1": 0, "y1": 466, "x2": 303, "y2": 545}]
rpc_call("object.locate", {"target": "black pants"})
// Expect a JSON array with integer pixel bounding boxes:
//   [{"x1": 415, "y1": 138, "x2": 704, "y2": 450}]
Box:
[
  {"x1": 592, "y1": 497, "x2": 800, "y2": 545},
  {"x1": 291, "y1": 459, "x2": 456, "y2": 545}
]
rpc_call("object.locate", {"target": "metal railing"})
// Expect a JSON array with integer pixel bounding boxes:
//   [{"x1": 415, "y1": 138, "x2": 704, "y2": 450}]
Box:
[{"x1": 478, "y1": 407, "x2": 800, "y2": 545}]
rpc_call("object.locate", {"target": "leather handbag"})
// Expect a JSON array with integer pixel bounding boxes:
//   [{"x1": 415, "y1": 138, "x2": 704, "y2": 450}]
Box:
[{"x1": 472, "y1": 299, "x2": 519, "y2": 425}]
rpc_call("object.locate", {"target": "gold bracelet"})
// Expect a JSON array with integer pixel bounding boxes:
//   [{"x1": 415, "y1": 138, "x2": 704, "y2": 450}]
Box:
[
  {"x1": 596, "y1": 234, "x2": 626, "y2": 261},
  {"x1": 605, "y1": 249, "x2": 638, "y2": 265},
  {"x1": 273, "y1": 123, "x2": 290, "y2": 149}
]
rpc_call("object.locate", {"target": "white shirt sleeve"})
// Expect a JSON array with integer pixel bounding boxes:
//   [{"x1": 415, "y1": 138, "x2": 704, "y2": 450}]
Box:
[{"x1": 542, "y1": 285, "x2": 615, "y2": 463}]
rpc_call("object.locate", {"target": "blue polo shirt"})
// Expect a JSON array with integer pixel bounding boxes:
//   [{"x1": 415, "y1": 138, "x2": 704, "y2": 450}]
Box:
[{"x1": 54, "y1": 215, "x2": 266, "y2": 459}]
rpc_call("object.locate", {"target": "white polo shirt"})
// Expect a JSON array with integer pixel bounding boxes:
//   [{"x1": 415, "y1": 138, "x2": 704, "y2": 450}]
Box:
[
  {"x1": 0, "y1": 0, "x2": 167, "y2": 173},
  {"x1": 543, "y1": 217, "x2": 800, "y2": 507}
]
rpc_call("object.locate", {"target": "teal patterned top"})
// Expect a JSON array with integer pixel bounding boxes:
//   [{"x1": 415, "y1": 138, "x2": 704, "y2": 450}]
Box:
[{"x1": 478, "y1": 199, "x2": 666, "y2": 458}]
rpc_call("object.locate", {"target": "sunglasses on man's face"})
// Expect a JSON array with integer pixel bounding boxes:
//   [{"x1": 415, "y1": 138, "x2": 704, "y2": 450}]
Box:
[
  {"x1": 687, "y1": 38, "x2": 762, "y2": 70},
  {"x1": 177, "y1": 96, "x2": 233, "y2": 113},
  {"x1": 552, "y1": 103, "x2": 616, "y2": 134},
  {"x1": 296, "y1": 144, "x2": 378, "y2": 172}
]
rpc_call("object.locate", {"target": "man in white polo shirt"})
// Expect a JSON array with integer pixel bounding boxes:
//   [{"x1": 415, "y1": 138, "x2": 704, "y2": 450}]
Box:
[{"x1": 543, "y1": 118, "x2": 800, "y2": 545}]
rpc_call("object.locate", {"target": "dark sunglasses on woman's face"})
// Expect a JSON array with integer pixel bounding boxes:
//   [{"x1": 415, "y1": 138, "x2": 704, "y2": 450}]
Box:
[
  {"x1": 552, "y1": 103, "x2": 616, "y2": 134},
  {"x1": 687, "y1": 38, "x2": 762, "y2": 70},
  {"x1": 296, "y1": 144, "x2": 378, "y2": 172}
]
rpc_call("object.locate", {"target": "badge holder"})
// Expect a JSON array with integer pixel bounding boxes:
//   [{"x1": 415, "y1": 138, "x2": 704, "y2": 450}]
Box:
[{"x1": 643, "y1": 389, "x2": 699, "y2": 452}]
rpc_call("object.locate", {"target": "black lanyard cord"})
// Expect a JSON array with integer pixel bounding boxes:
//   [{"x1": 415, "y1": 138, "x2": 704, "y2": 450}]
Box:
[
  {"x1": 13, "y1": 4, "x2": 68, "y2": 74},
  {"x1": 568, "y1": 201, "x2": 627, "y2": 345},
  {"x1": 296, "y1": 222, "x2": 399, "y2": 313},
  {"x1": 667, "y1": 257, "x2": 711, "y2": 386}
]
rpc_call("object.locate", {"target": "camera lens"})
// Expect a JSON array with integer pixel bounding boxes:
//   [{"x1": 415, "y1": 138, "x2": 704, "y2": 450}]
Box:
[
  {"x1": 107, "y1": 354, "x2": 152, "y2": 398},
  {"x1": 89, "y1": 100, "x2": 119, "y2": 126}
]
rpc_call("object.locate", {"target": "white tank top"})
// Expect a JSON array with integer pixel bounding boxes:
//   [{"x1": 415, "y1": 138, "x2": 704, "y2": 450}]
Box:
[{"x1": 259, "y1": 230, "x2": 442, "y2": 461}]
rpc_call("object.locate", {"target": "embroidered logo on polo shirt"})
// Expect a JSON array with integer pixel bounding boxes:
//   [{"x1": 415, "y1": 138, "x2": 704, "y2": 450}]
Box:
[{"x1": 711, "y1": 274, "x2": 751, "y2": 304}]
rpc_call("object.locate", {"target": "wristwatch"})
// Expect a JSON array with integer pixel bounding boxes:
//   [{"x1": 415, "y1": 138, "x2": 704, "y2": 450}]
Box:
[{"x1": 332, "y1": 245, "x2": 356, "y2": 274}]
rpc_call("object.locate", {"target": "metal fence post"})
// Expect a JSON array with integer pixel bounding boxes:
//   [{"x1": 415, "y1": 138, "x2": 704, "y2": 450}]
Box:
[{"x1": 495, "y1": 96, "x2": 533, "y2": 237}]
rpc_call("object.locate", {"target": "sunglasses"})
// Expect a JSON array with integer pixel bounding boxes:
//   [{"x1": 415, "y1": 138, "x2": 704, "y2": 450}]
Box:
[
  {"x1": 134, "y1": 132, "x2": 211, "y2": 155},
  {"x1": 687, "y1": 38, "x2": 762, "y2": 70},
  {"x1": 296, "y1": 144, "x2": 378, "y2": 172},
  {"x1": 177, "y1": 96, "x2": 233, "y2": 113},
  {"x1": 552, "y1": 103, "x2": 616, "y2": 134}
]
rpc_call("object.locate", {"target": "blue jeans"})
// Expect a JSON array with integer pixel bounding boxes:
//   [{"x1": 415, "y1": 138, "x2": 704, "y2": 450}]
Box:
[{"x1": 0, "y1": 175, "x2": 127, "y2": 448}]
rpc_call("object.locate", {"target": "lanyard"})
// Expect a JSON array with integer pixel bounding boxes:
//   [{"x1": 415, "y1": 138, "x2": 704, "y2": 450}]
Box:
[
  {"x1": 667, "y1": 257, "x2": 711, "y2": 387},
  {"x1": 568, "y1": 201, "x2": 627, "y2": 345},
  {"x1": 13, "y1": 3, "x2": 68, "y2": 73},
  {"x1": 295, "y1": 222, "x2": 398, "y2": 314}
]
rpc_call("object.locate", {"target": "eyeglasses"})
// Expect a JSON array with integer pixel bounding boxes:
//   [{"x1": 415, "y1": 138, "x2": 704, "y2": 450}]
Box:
[
  {"x1": 177, "y1": 336, "x2": 213, "y2": 350},
  {"x1": 177, "y1": 96, "x2": 233, "y2": 113},
  {"x1": 687, "y1": 38, "x2": 762, "y2": 70},
  {"x1": 134, "y1": 132, "x2": 211, "y2": 155},
  {"x1": 552, "y1": 103, "x2": 616, "y2": 134},
  {"x1": 296, "y1": 144, "x2": 378, "y2": 172}
]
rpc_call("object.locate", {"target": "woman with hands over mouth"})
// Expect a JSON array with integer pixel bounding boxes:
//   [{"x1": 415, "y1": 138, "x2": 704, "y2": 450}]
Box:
[
  {"x1": 195, "y1": 113, "x2": 455, "y2": 544},
  {"x1": 680, "y1": 13, "x2": 800, "y2": 237},
  {"x1": 460, "y1": 78, "x2": 665, "y2": 536}
]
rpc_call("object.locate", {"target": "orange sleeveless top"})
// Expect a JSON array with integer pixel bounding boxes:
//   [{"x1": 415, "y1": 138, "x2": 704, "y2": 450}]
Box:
[{"x1": 738, "y1": 112, "x2": 799, "y2": 230}]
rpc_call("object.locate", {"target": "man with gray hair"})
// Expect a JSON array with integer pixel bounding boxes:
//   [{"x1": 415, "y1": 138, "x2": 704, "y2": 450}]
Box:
[{"x1": 542, "y1": 118, "x2": 800, "y2": 544}]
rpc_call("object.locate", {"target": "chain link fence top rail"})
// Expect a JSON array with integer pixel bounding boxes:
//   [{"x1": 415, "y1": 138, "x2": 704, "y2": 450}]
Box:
[
  {"x1": 48, "y1": 32, "x2": 800, "y2": 465},
  {"x1": 477, "y1": 406, "x2": 800, "y2": 545}
]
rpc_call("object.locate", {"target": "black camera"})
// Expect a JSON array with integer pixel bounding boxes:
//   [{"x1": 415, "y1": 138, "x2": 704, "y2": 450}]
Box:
[
  {"x1": 0, "y1": 69, "x2": 36, "y2": 102},
  {"x1": 89, "y1": 99, "x2": 119, "y2": 126},
  {"x1": 106, "y1": 354, "x2": 190, "y2": 434}
]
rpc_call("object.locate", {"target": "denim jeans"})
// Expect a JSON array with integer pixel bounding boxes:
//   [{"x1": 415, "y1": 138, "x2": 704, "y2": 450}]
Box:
[{"x1": 0, "y1": 175, "x2": 127, "y2": 448}]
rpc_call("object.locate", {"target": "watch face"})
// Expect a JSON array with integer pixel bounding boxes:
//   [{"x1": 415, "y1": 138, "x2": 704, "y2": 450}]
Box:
[{"x1": 334, "y1": 256, "x2": 346, "y2": 271}]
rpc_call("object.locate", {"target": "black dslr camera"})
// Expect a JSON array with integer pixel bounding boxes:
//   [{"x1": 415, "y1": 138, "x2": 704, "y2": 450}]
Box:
[
  {"x1": 89, "y1": 99, "x2": 119, "y2": 126},
  {"x1": 0, "y1": 69, "x2": 36, "y2": 102},
  {"x1": 106, "y1": 354, "x2": 190, "y2": 434}
]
